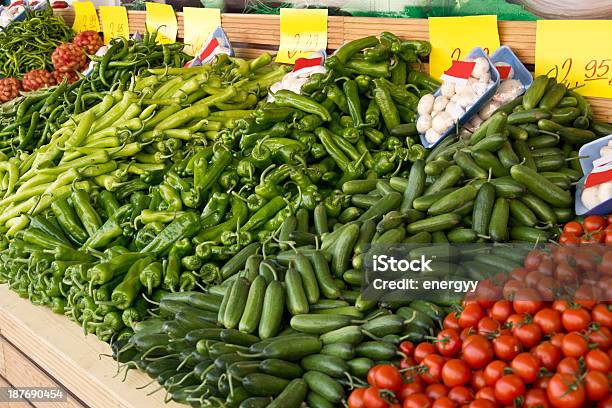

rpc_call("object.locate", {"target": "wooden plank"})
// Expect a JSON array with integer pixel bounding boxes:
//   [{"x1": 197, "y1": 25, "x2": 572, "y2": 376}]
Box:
[
  {"x1": 0, "y1": 286, "x2": 182, "y2": 408},
  {"x1": 0, "y1": 375, "x2": 34, "y2": 408},
  {"x1": 0, "y1": 338, "x2": 83, "y2": 408}
]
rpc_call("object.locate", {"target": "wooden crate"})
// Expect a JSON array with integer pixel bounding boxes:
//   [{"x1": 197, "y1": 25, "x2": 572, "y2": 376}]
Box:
[
  {"x1": 53, "y1": 10, "x2": 612, "y2": 123},
  {"x1": 0, "y1": 286, "x2": 182, "y2": 408}
]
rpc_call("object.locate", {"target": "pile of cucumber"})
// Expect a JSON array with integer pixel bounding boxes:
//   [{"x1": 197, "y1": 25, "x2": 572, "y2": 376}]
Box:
[{"x1": 114, "y1": 290, "x2": 444, "y2": 407}]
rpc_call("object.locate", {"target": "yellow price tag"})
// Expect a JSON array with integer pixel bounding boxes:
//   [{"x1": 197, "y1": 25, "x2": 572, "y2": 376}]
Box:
[
  {"x1": 145, "y1": 2, "x2": 177, "y2": 44},
  {"x1": 536, "y1": 20, "x2": 612, "y2": 99},
  {"x1": 428, "y1": 16, "x2": 500, "y2": 80},
  {"x1": 276, "y1": 8, "x2": 327, "y2": 64},
  {"x1": 72, "y1": 2, "x2": 100, "y2": 34},
  {"x1": 99, "y1": 6, "x2": 129, "y2": 45},
  {"x1": 183, "y1": 8, "x2": 221, "y2": 56}
]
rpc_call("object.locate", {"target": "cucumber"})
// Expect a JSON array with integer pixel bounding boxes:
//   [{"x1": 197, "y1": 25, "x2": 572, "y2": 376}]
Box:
[
  {"x1": 454, "y1": 150, "x2": 488, "y2": 179},
  {"x1": 521, "y1": 194, "x2": 558, "y2": 225},
  {"x1": 303, "y1": 371, "x2": 345, "y2": 404},
  {"x1": 331, "y1": 223, "x2": 360, "y2": 277},
  {"x1": 347, "y1": 357, "x2": 374, "y2": 378},
  {"x1": 260, "y1": 359, "x2": 304, "y2": 380},
  {"x1": 256, "y1": 336, "x2": 323, "y2": 361},
  {"x1": 489, "y1": 198, "x2": 510, "y2": 242},
  {"x1": 258, "y1": 281, "x2": 285, "y2": 339},
  {"x1": 472, "y1": 149, "x2": 509, "y2": 177},
  {"x1": 472, "y1": 182, "x2": 495, "y2": 236},
  {"x1": 424, "y1": 165, "x2": 463, "y2": 195},
  {"x1": 523, "y1": 76, "x2": 549, "y2": 109},
  {"x1": 358, "y1": 192, "x2": 402, "y2": 222},
  {"x1": 513, "y1": 140, "x2": 537, "y2": 171},
  {"x1": 413, "y1": 188, "x2": 459, "y2": 212},
  {"x1": 239, "y1": 397, "x2": 273, "y2": 408},
  {"x1": 406, "y1": 213, "x2": 461, "y2": 234},
  {"x1": 321, "y1": 343, "x2": 355, "y2": 360},
  {"x1": 267, "y1": 379, "x2": 308, "y2": 408},
  {"x1": 409, "y1": 300, "x2": 444, "y2": 321},
  {"x1": 470, "y1": 133, "x2": 507, "y2": 152},
  {"x1": 527, "y1": 134, "x2": 561, "y2": 149},
  {"x1": 239, "y1": 275, "x2": 266, "y2": 333},
  {"x1": 498, "y1": 141, "x2": 520, "y2": 168},
  {"x1": 553, "y1": 207, "x2": 574, "y2": 223},
  {"x1": 312, "y1": 251, "x2": 341, "y2": 299},
  {"x1": 510, "y1": 226, "x2": 551, "y2": 243},
  {"x1": 428, "y1": 185, "x2": 479, "y2": 216},
  {"x1": 242, "y1": 373, "x2": 290, "y2": 397},
  {"x1": 401, "y1": 159, "x2": 426, "y2": 212},
  {"x1": 490, "y1": 177, "x2": 526, "y2": 198},
  {"x1": 355, "y1": 341, "x2": 397, "y2": 360},
  {"x1": 220, "y1": 329, "x2": 260, "y2": 347},
  {"x1": 342, "y1": 179, "x2": 378, "y2": 195},
  {"x1": 290, "y1": 314, "x2": 354, "y2": 334},
  {"x1": 447, "y1": 228, "x2": 478, "y2": 243},
  {"x1": 294, "y1": 253, "x2": 320, "y2": 304},
  {"x1": 306, "y1": 392, "x2": 335, "y2": 408},
  {"x1": 285, "y1": 268, "x2": 309, "y2": 316},
  {"x1": 424, "y1": 159, "x2": 452, "y2": 176},
  {"x1": 510, "y1": 165, "x2": 573, "y2": 208},
  {"x1": 223, "y1": 277, "x2": 251, "y2": 329},
  {"x1": 396, "y1": 306, "x2": 435, "y2": 330},
  {"x1": 509, "y1": 199, "x2": 538, "y2": 227},
  {"x1": 320, "y1": 325, "x2": 364, "y2": 345},
  {"x1": 361, "y1": 314, "x2": 405, "y2": 337},
  {"x1": 301, "y1": 354, "x2": 350, "y2": 378}
]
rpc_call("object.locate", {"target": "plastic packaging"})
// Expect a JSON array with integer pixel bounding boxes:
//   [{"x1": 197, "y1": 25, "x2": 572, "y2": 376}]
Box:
[
  {"x1": 490, "y1": 45, "x2": 533, "y2": 90},
  {"x1": 575, "y1": 134, "x2": 612, "y2": 215}
]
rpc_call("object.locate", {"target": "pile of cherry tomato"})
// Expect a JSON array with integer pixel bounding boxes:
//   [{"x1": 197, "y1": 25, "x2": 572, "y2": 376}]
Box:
[{"x1": 559, "y1": 215, "x2": 612, "y2": 245}]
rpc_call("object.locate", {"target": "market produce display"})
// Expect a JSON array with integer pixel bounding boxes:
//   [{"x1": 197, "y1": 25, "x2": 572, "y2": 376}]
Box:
[{"x1": 0, "y1": 13, "x2": 611, "y2": 408}]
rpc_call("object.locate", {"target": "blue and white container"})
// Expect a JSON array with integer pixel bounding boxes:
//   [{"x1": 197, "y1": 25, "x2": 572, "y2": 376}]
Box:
[
  {"x1": 490, "y1": 45, "x2": 533, "y2": 90},
  {"x1": 575, "y1": 134, "x2": 612, "y2": 216}
]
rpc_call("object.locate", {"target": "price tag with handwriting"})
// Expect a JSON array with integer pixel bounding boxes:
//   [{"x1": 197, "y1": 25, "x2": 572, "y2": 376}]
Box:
[
  {"x1": 428, "y1": 15, "x2": 500, "y2": 80},
  {"x1": 535, "y1": 20, "x2": 612, "y2": 99},
  {"x1": 73, "y1": 2, "x2": 100, "y2": 34},
  {"x1": 99, "y1": 6, "x2": 129, "y2": 44},
  {"x1": 276, "y1": 8, "x2": 327, "y2": 64},
  {"x1": 145, "y1": 2, "x2": 177, "y2": 44},
  {"x1": 183, "y1": 7, "x2": 221, "y2": 56}
]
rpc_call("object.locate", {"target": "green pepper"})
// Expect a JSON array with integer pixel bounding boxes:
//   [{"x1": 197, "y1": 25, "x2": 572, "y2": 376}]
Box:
[
  {"x1": 139, "y1": 261, "x2": 163, "y2": 295},
  {"x1": 273, "y1": 90, "x2": 332, "y2": 122},
  {"x1": 290, "y1": 168, "x2": 322, "y2": 210},
  {"x1": 255, "y1": 165, "x2": 292, "y2": 199},
  {"x1": 345, "y1": 59, "x2": 390, "y2": 78},
  {"x1": 164, "y1": 238, "x2": 192, "y2": 291},
  {"x1": 298, "y1": 114, "x2": 325, "y2": 132},
  {"x1": 342, "y1": 79, "x2": 364, "y2": 128},
  {"x1": 242, "y1": 196, "x2": 287, "y2": 232},
  {"x1": 246, "y1": 194, "x2": 267, "y2": 212},
  {"x1": 330, "y1": 36, "x2": 379, "y2": 65},
  {"x1": 254, "y1": 107, "x2": 298, "y2": 125},
  {"x1": 372, "y1": 79, "x2": 400, "y2": 130},
  {"x1": 364, "y1": 43, "x2": 391, "y2": 62},
  {"x1": 180, "y1": 272, "x2": 197, "y2": 291},
  {"x1": 355, "y1": 75, "x2": 372, "y2": 93},
  {"x1": 324, "y1": 83, "x2": 349, "y2": 114},
  {"x1": 141, "y1": 212, "x2": 201, "y2": 256},
  {"x1": 407, "y1": 71, "x2": 441, "y2": 93}
]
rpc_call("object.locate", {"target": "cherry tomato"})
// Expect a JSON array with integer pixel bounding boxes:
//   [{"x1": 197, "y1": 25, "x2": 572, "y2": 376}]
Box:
[
  {"x1": 483, "y1": 360, "x2": 507, "y2": 387},
  {"x1": 477, "y1": 318, "x2": 500, "y2": 337},
  {"x1": 415, "y1": 343, "x2": 437, "y2": 363},
  {"x1": 503, "y1": 280, "x2": 525, "y2": 300},
  {"x1": 400, "y1": 357, "x2": 417, "y2": 371},
  {"x1": 431, "y1": 396, "x2": 456, "y2": 408},
  {"x1": 493, "y1": 334, "x2": 521, "y2": 361},
  {"x1": 550, "y1": 333, "x2": 565, "y2": 349},
  {"x1": 447, "y1": 386, "x2": 473, "y2": 404},
  {"x1": 468, "y1": 399, "x2": 496, "y2": 408},
  {"x1": 589, "y1": 326, "x2": 612, "y2": 350},
  {"x1": 562, "y1": 307, "x2": 592, "y2": 332},
  {"x1": 534, "y1": 376, "x2": 551, "y2": 391},
  {"x1": 532, "y1": 341, "x2": 561, "y2": 372},
  {"x1": 586, "y1": 370, "x2": 611, "y2": 402},
  {"x1": 536, "y1": 276, "x2": 562, "y2": 301},
  {"x1": 599, "y1": 395, "x2": 612, "y2": 408},
  {"x1": 488, "y1": 300, "x2": 513, "y2": 323},
  {"x1": 561, "y1": 332, "x2": 589, "y2": 358},
  {"x1": 514, "y1": 323, "x2": 542, "y2": 349},
  {"x1": 462, "y1": 336, "x2": 493, "y2": 369},
  {"x1": 368, "y1": 365, "x2": 383, "y2": 386},
  {"x1": 524, "y1": 250, "x2": 544, "y2": 271},
  {"x1": 537, "y1": 257, "x2": 555, "y2": 276},
  {"x1": 505, "y1": 314, "x2": 525, "y2": 333},
  {"x1": 559, "y1": 232, "x2": 580, "y2": 245},
  {"x1": 513, "y1": 288, "x2": 544, "y2": 315},
  {"x1": 586, "y1": 349, "x2": 612, "y2": 372},
  {"x1": 470, "y1": 370, "x2": 486, "y2": 391},
  {"x1": 400, "y1": 341, "x2": 415, "y2": 356},
  {"x1": 582, "y1": 231, "x2": 606, "y2": 244},
  {"x1": 402, "y1": 393, "x2": 432, "y2": 408},
  {"x1": 442, "y1": 359, "x2": 471, "y2": 388},
  {"x1": 534, "y1": 308, "x2": 562, "y2": 335},
  {"x1": 444, "y1": 313, "x2": 461, "y2": 331},
  {"x1": 524, "y1": 388, "x2": 551, "y2": 408},
  {"x1": 436, "y1": 329, "x2": 462, "y2": 357},
  {"x1": 547, "y1": 373, "x2": 585, "y2": 408},
  {"x1": 556, "y1": 357, "x2": 581, "y2": 376},
  {"x1": 475, "y1": 387, "x2": 496, "y2": 403},
  {"x1": 494, "y1": 374, "x2": 525, "y2": 405},
  {"x1": 459, "y1": 304, "x2": 486, "y2": 329},
  {"x1": 525, "y1": 271, "x2": 545, "y2": 288},
  {"x1": 510, "y1": 352, "x2": 540, "y2": 384},
  {"x1": 348, "y1": 388, "x2": 367, "y2": 408},
  {"x1": 563, "y1": 221, "x2": 584, "y2": 236},
  {"x1": 372, "y1": 365, "x2": 403, "y2": 392},
  {"x1": 554, "y1": 260, "x2": 578, "y2": 284},
  {"x1": 421, "y1": 354, "x2": 446, "y2": 385},
  {"x1": 363, "y1": 387, "x2": 390, "y2": 408},
  {"x1": 574, "y1": 283, "x2": 600, "y2": 309},
  {"x1": 593, "y1": 304, "x2": 612, "y2": 329},
  {"x1": 584, "y1": 215, "x2": 606, "y2": 232},
  {"x1": 509, "y1": 267, "x2": 528, "y2": 282},
  {"x1": 425, "y1": 384, "x2": 449, "y2": 401},
  {"x1": 552, "y1": 300, "x2": 570, "y2": 313},
  {"x1": 398, "y1": 382, "x2": 424, "y2": 401}
]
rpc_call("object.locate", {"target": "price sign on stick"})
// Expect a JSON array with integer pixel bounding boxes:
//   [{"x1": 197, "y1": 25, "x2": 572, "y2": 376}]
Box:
[
  {"x1": 276, "y1": 8, "x2": 328, "y2": 64},
  {"x1": 145, "y1": 2, "x2": 177, "y2": 44},
  {"x1": 428, "y1": 16, "x2": 500, "y2": 80},
  {"x1": 535, "y1": 20, "x2": 612, "y2": 99},
  {"x1": 73, "y1": 1, "x2": 100, "y2": 34},
  {"x1": 183, "y1": 8, "x2": 221, "y2": 56},
  {"x1": 99, "y1": 6, "x2": 129, "y2": 45}
]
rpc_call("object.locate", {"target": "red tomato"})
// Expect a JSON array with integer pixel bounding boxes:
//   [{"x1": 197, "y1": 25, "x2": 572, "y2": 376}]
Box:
[
  {"x1": 477, "y1": 318, "x2": 500, "y2": 338},
  {"x1": 442, "y1": 359, "x2": 471, "y2": 388},
  {"x1": 494, "y1": 374, "x2": 525, "y2": 405},
  {"x1": 368, "y1": 365, "x2": 383, "y2": 386},
  {"x1": 574, "y1": 284, "x2": 600, "y2": 309},
  {"x1": 514, "y1": 323, "x2": 542, "y2": 349},
  {"x1": 524, "y1": 388, "x2": 551, "y2": 408},
  {"x1": 436, "y1": 329, "x2": 462, "y2": 357},
  {"x1": 554, "y1": 260, "x2": 578, "y2": 284},
  {"x1": 525, "y1": 271, "x2": 545, "y2": 288},
  {"x1": 400, "y1": 357, "x2": 416, "y2": 371},
  {"x1": 483, "y1": 360, "x2": 507, "y2": 387},
  {"x1": 593, "y1": 304, "x2": 612, "y2": 329},
  {"x1": 559, "y1": 232, "x2": 580, "y2": 245},
  {"x1": 584, "y1": 215, "x2": 607, "y2": 232},
  {"x1": 431, "y1": 397, "x2": 456, "y2": 408},
  {"x1": 468, "y1": 399, "x2": 496, "y2": 408},
  {"x1": 447, "y1": 386, "x2": 473, "y2": 404},
  {"x1": 363, "y1": 387, "x2": 391, "y2": 408},
  {"x1": 561, "y1": 332, "x2": 589, "y2": 358},
  {"x1": 537, "y1": 257, "x2": 555, "y2": 276},
  {"x1": 471, "y1": 370, "x2": 486, "y2": 391},
  {"x1": 563, "y1": 221, "x2": 584, "y2": 236},
  {"x1": 547, "y1": 373, "x2": 585, "y2": 408},
  {"x1": 556, "y1": 357, "x2": 581, "y2": 376},
  {"x1": 582, "y1": 231, "x2": 606, "y2": 244},
  {"x1": 398, "y1": 382, "x2": 424, "y2": 401},
  {"x1": 372, "y1": 365, "x2": 403, "y2": 392},
  {"x1": 505, "y1": 314, "x2": 525, "y2": 334},
  {"x1": 536, "y1": 276, "x2": 561, "y2": 301},
  {"x1": 534, "y1": 376, "x2": 551, "y2": 391},
  {"x1": 534, "y1": 308, "x2": 562, "y2": 335},
  {"x1": 444, "y1": 313, "x2": 461, "y2": 331},
  {"x1": 402, "y1": 393, "x2": 432, "y2": 408},
  {"x1": 599, "y1": 395, "x2": 612, "y2": 408},
  {"x1": 524, "y1": 250, "x2": 544, "y2": 271},
  {"x1": 488, "y1": 300, "x2": 513, "y2": 323},
  {"x1": 562, "y1": 307, "x2": 592, "y2": 332},
  {"x1": 586, "y1": 349, "x2": 612, "y2": 372},
  {"x1": 509, "y1": 267, "x2": 528, "y2": 282},
  {"x1": 510, "y1": 352, "x2": 540, "y2": 384},
  {"x1": 475, "y1": 387, "x2": 496, "y2": 403},
  {"x1": 589, "y1": 326, "x2": 612, "y2": 350},
  {"x1": 414, "y1": 343, "x2": 437, "y2": 363},
  {"x1": 348, "y1": 388, "x2": 367, "y2": 408},
  {"x1": 550, "y1": 333, "x2": 565, "y2": 349},
  {"x1": 532, "y1": 341, "x2": 562, "y2": 372},
  {"x1": 513, "y1": 288, "x2": 544, "y2": 315},
  {"x1": 585, "y1": 370, "x2": 611, "y2": 402},
  {"x1": 425, "y1": 384, "x2": 449, "y2": 401},
  {"x1": 493, "y1": 334, "x2": 521, "y2": 361},
  {"x1": 421, "y1": 354, "x2": 446, "y2": 385},
  {"x1": 459, "y1": 304, "x2": 486, "y2": 329},
  {"x1": 552, "y1": 300, "x2": 570, "y2": 313},
  {"x1": 400, "y1": 341, "x2": 415, "y2": 356},
  {"x1": 503, "y1": 280, "x2": 525, "y2": 300},
  {"x1": 462, "y1": 336, "x2": 494, "y2": 369}
]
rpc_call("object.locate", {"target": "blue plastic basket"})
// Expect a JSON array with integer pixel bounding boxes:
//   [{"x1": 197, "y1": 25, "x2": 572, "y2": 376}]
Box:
[
  {"x1": 490, "y1": 45, "x2": 533, "y2": 90},
  {"x1": 574, "y1": 134, "x2": 612, "y2": 215},
  {"x1": 419, "y1": 47, "x2": 500, "y2": 149}
]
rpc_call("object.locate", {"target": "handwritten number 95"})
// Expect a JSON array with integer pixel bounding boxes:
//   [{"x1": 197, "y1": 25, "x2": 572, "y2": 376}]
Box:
[{"x1": 557, "y1": 57, "x2": 612, "y2": 86}]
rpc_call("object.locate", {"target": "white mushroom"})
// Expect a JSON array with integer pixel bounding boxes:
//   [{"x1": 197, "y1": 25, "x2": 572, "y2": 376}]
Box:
[
  {"x1": 478, "y1": 72, "x2": 491, "y2": 83},
  {"x1": 600, "y1": 146, "x2": 612, "y2": 158},
  {"x1": 440, "y1": 81, "x2": 456, "y2": 97},
  {"x1": 582, "y1": 186, "x2": 600, "y2": 210},
  {"x1": 432, "y1": 96, "x2": 449, "y2": 113},
  {"x1": 417, "y1": 93, "x2": 435, "y2": 116},
  {"x1": 432, "y1": 111, "x2": 454, "y2": 134},
  {"x1": 472, "y1": 81, "x2": 490, "y2": 97},
  {"x1": 450, "y1": 94, "x2": 460, "y2": 103},
  {"x1": 598, "y1": 181, "x2": 612, "y2": 205},
  {"x1": 416, "y1": 114, "x2": 432, "y2": 134},
  {"x1": 493, "y1": 79, "x2": 525, "y2": 103},
  {"x1": 472, "y1": 57, "x2": 490, "y2": 79},
  {"x1": 445, "y1": 101, "x2": 465, "y2": 121},
  {"x1": 478, "y1": 100, "x2": 501, "y2": 120},
  {"x1": 425, "y1": 128, "x2": 441, "y2": 144}
]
